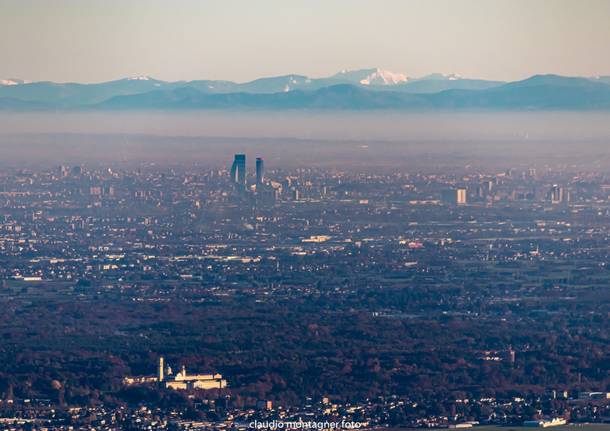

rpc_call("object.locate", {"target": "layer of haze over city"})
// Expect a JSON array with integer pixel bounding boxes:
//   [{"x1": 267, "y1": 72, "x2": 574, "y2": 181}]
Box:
[{"x1": 1, "y1": 0, "x2": 610, "y2": 167}]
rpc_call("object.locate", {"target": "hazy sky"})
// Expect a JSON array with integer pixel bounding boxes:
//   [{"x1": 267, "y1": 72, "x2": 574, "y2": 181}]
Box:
[{"x1": 1, "y1": 0, "x2": 610, "y2": 83}]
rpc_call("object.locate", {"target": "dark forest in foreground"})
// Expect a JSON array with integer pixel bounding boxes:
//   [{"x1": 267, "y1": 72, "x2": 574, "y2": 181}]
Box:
[{"x1": 1, "y1": 271, "x2": 608, "y2": 409}]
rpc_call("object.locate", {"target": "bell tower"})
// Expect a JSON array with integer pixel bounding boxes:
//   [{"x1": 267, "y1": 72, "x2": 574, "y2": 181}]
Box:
[{"x1": 158, "y1": 357, "x2": 165, "y2": 382}]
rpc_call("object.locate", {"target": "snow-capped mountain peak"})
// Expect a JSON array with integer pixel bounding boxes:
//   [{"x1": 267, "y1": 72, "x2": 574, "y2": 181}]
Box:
[
  {"x1": 360, "y1": 68, "x2": 408, "y2": 85},
  {"x1": 1, "y1": 78, "x2": 29, "y2": 86},
  {"x1": 126, "y1": 75, "x2": 154, "y2": 81},
  {"x1": 332, "y1": 68, "x2": 409, "y2": 86}
]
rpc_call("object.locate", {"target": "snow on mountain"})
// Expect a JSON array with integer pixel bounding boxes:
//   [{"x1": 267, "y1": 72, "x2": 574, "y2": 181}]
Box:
[
  {"x1": 332, "y1": 68, "x2": 409, "y2": 85},
  {"x1": 283, "y1": 75, "x2": 311, "y2": 92},
  {"x1": 360, "y1": 69, "x2": 409, "y2": 85},
  {"x1": 1, "y1": 78, "x2": 28, "y2": 86},
  {"x1": 590, "y1": 76, "x2": 610, "y2": 84},
  {"x1": 417, "y1": 73, "x2": 463, "y2": 81},
  {"x1": 126, "y1": 75, "x2": 154, "y2": 81}
]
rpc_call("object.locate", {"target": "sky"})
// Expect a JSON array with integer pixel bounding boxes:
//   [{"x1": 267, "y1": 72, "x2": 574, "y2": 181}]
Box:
[{"x1": 1, "y1": 0, "x2": 610, "y2": 83}]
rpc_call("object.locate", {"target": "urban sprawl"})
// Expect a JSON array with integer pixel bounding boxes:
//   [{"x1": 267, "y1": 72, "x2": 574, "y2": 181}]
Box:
[{"x1": 0, "y1": 154, "x2": 608, "y2": 430}]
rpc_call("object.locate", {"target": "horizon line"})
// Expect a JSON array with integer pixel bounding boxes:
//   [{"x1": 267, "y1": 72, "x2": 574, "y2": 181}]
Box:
[{"x1": 3, "y1": 70, "x2": 609, "y2": 86}]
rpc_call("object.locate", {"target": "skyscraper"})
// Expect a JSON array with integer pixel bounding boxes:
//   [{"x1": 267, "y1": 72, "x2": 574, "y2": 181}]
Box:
[
  {"x1": 456, "y1": 188, "x2": 467, "y2": 205},
  {"x1": 256, "y1": 157, "x2": 265, "y2": 185},
  {"x1": 550, "y1": 184, "x2": 568, "y2": 204},
  {"x1": 230, "y1": 154, "x2": 246, "y2": 185}
]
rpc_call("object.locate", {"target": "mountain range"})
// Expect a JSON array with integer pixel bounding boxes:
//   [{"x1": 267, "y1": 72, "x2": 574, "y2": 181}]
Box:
[{"x1": 1, "y1": 68, "x2": 610, "y2": 111}]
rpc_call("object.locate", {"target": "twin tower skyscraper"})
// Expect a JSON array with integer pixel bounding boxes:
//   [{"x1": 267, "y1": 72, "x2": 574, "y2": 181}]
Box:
[{"x1": 230, "y1": 154, "x2": 265, "y2": 187}]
